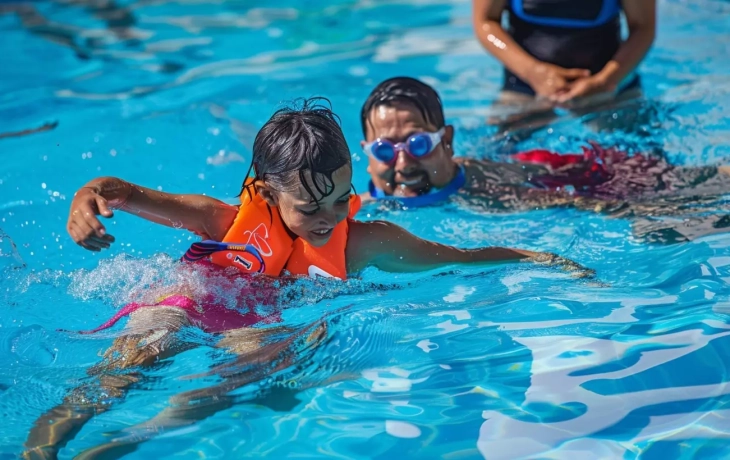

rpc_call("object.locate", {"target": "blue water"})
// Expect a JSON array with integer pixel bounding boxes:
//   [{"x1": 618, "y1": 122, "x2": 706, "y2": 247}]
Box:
[{"x1": 2, "y1": 0, "x2": 730, "y2": 458}]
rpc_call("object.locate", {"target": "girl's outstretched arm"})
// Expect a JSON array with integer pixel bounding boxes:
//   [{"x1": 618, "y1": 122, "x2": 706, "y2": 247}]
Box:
[
  {"x1": 67, "y1": 177, "x2": 237, "y2": 251},
  {"x1": 346, "y1": 220, "x2": 593, "y2": 277}
]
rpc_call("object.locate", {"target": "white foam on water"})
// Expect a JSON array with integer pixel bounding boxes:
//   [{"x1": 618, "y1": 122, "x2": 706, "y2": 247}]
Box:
[
  {"x1": 417, "y1": 339, "x2": 438, "y2": 353},
  {"x1": 362, "y1": 368, "x2": 429, "y2": 393},
  {"x1": 477, "y1": 328, "x2": 730, "y2": 459},
  {"x1": 443, "y1": 285, "x2": 476, "y2": 303},
  {"x1": 385, "y1": 420, "x2": 421, "y2": 439}
]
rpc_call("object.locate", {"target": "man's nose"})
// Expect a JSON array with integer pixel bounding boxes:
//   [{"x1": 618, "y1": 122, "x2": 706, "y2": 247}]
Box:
[{"x1": 394, "y1": 146, "x2": 418, "y2": 174}]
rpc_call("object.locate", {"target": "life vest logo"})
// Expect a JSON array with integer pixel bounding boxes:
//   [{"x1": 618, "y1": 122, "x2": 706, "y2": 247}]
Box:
[
  {"x1": 308, "y1": 265, "x2": 340, "y2": 280},
  {"x1": 243, "y1": 223, "x2": 273, "y2": 257}
]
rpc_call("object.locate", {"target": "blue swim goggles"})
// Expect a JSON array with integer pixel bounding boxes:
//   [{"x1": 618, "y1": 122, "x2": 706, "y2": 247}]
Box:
[{"x1": 363, "y1": 128, "x2": 446, "y2": 165}]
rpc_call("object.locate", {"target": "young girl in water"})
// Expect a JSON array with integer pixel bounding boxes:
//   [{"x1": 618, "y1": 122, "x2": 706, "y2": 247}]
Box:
[
  {"x1": 68, "y1": 100, "x2": 587, "y2": 282},
  {"x1": 24, "y1": 99, "x2": 590, "y2": 459}
]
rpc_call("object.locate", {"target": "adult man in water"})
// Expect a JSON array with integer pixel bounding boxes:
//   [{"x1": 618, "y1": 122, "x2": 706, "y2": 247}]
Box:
[{"x1": 359, "y1": 77, "x2": 730, "y2": 241}]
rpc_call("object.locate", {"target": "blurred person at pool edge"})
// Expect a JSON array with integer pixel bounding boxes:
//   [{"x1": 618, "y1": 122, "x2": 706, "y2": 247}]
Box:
[
  {"x1": 361, "y1": 77, "x2": 730, "y2": 242},
  {"x1": 471, "y1": 0, "x2": 656, "y2": 129}
]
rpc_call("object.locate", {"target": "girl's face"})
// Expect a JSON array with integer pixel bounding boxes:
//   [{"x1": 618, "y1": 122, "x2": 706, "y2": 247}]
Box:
[{"x1": 257, "y1": 165, "x2": 353, "y2": 247}]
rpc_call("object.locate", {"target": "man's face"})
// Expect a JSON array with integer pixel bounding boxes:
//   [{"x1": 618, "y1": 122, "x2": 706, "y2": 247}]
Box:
[{"x1": 363, "y1": 103, "x2": 455, "y2": 197}]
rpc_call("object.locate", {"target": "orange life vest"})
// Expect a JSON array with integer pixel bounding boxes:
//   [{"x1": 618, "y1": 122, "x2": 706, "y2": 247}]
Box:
[{"x1": 209, "y1": 191, "x2": 361, "y2": 280}]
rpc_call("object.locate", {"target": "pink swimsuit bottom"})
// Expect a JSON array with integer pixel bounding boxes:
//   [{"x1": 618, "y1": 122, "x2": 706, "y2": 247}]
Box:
[
  {"x1": 80, "y1": 263, "x2": 283, "y2": 335},
  {"x1": 80, "y1": 294, "x2": 281, "y2": 335}
]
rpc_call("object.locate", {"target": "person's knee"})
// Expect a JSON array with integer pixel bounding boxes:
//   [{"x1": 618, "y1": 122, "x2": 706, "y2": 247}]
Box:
[
  {"x1": 91, "y1": 308, "x2": 193, "y2": 372},
  {"x1": 125, "y1": 306, "x2": 191, "y2": 333}
]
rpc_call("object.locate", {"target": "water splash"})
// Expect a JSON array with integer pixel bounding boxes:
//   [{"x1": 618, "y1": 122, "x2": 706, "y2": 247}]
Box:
[
  {"x1": 1, "y1": 325, "x2": 58, "y2": 368},
  {"x1": 0, "y1": 228, "x2": 25, "y2": 270}
]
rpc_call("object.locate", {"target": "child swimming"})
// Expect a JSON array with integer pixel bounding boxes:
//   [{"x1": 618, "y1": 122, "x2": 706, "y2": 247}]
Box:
[
  {"x1": 67, "y1": 100, "x2": 589, "y2": 279},
  {"x1": 24, "y1": 99, "x2": 591, "y2": 459}
]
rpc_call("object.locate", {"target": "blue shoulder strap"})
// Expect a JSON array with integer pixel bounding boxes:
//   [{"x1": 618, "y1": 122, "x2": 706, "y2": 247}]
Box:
[
  {"x1": 368, "y1": 164, "x2": 466, "y2": 208},
  {"x1": 510, "y1": 0, "x2": 620, "y2": 28}
]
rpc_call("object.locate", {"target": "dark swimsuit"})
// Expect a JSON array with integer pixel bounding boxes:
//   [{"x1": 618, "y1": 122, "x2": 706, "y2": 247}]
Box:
[{"x1": 503, "y1": 0, "x2": 640, "y2": 96}]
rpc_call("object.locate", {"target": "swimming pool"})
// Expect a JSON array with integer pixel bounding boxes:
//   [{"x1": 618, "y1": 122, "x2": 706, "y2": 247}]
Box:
[{"x1": 2, "y1": 0, "x2": 730, "y2": 457}]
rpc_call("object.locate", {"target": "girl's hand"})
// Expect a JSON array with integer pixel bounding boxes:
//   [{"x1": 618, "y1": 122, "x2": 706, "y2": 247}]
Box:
[
  {"x1": 524, "y1": 252, "x2": 596, "y2": 279},
  {"x1": 67, "y1": 181, "x2": 129, "y2": 251}
]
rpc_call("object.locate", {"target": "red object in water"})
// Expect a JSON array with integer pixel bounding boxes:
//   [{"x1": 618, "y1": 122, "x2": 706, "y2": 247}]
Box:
[
  {"x1": 511, "y1": 143, "x2": 618, "y2": 190},
  {"x1": 512, "y1": 149, "x2": 587, "y2": 169}
]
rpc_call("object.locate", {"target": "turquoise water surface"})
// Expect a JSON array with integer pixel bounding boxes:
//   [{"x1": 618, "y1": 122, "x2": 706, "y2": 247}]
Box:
[{"x1": 2, "y1": 0, "x2": 730, "y2": 458}]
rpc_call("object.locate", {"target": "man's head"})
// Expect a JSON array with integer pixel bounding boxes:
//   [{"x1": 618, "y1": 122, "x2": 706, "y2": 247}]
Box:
[{"x1": 360, "y1": 77, "x2": 456, "y2": 197}]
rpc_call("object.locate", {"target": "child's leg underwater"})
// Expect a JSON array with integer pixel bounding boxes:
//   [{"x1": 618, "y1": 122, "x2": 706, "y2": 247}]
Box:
[
  {"x1": 70, "y1": 320, "x2": 329, "y2": 459},
  {"x1": 23, "y1": 307, "x2": 195, "y2": 460}
]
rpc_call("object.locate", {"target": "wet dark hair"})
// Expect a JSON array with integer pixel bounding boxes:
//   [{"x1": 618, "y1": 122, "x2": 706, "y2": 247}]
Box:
[
  {"x1": 242, "y1": 97, "x2": 352, "y2": 204},
  {"x1": 360, "y1": 77, "x2": 445, "y2": 136}
]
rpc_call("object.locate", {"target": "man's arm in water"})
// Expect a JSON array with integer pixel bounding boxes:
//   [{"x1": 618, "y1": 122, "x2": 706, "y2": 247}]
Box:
[
  {"x1": 456, "y1": 157, "x2": 550, "y2": 187},
  {"x1": 67, "y1": 177, "x2": 237, "y2": 251},
  {"x1": 345, "y1": 220, "x2": 593, "y2": 277}
]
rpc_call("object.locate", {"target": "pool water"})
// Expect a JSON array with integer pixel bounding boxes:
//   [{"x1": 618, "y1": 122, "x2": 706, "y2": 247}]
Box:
[{"x1": 2, "y1": 0, "x2": 730, "y2": 458}]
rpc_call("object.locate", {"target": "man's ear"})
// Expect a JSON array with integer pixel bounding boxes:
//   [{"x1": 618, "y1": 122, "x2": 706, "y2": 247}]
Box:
[{"x1": 444, "y1": 125, "x2": 455, "y2": 158}]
